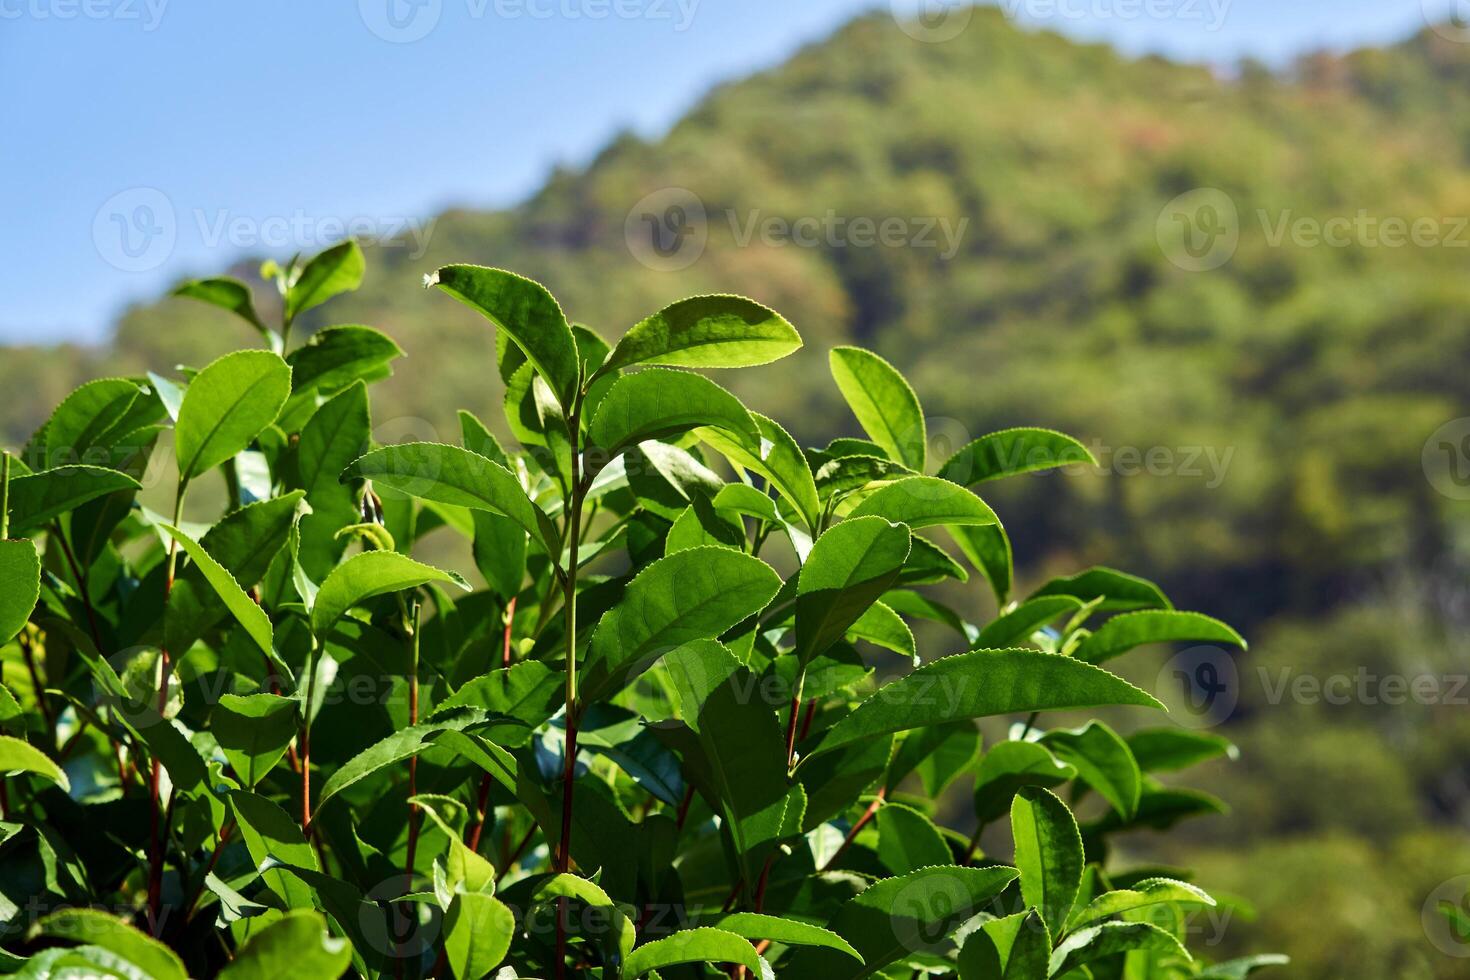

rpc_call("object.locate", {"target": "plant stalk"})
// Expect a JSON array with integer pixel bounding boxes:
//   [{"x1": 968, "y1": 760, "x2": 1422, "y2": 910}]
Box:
[
  {"x1": 404, "y1": 600, "x2": 423, "y2": 881},
  {"x1": 555, "y1": 402, "x2": 585, "y2": 980},
  {"x1": 1, "y1": 450, "x2": 10, "y2": 538},
  {"x1": 819, "y1": 788, "x2": 886, "y2": 873},
  {"x1": 147, "y1": 482, "x2": 187, "y2": 933}
]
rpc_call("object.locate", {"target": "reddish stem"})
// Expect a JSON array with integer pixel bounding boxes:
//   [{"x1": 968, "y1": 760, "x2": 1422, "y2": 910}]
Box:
[
  {"x1": 819, "y1": 789, "x2": 886, "y2": 873},
  {"x1": 782, "y1": 694, "x2": 801, "y2": 766},
  {"x1": 675, "y1": 785, "x2": 696, "y2": 831},
  {"x1": 798, "y1": 698, "x2": 818, "y2": 742}
]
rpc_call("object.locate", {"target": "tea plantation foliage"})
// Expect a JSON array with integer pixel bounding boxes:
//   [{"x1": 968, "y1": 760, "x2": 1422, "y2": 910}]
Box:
[{"x1": 0, "y1": 243, "x2": 1284, "y2": 978}]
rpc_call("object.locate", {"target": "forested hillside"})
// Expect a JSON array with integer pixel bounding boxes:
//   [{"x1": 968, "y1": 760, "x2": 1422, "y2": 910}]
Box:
[{"x1": 8, "y1": 9, "x2": 1470, "y2": 975}]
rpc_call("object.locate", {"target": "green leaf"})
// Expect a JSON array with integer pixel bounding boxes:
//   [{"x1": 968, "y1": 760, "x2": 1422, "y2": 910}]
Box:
[
  {"x1": 34, "y1": 378, "x2": 144, "y2": 470},
  {"x1": 782, "y1": 866, "x2": 1020, "y2": 978},
  {"x1": 1049, "y1": 921, "x2": 1190, "y2": 976},
  {"x1": 218, "y1": 910, "x2": 351, "y2": 980},
  {"x1": 312, "y1": 711, "x2": 486, "y2": 814},
  {"x1": 0, "y1": 735, "x2": 69, "y2": 792},
  {"x1": 699, "y1": 413, "x2": 821, "y2": 532},
  {"x1": 877, "y1": 801, "x2": 951, "y2": 874},
  {"x1": 285, "y1": 239, "x2": 364, "y2": 323},
  {"x1": 951, "y1": 522, "x2": 1013, "y2": 605},
  {"x1": 175, "y1": 350, "x2": 292, "y2": 485},
  {"x1": 30, "y1": 909, "x2": 185, "y2": 980},
  {"x1": 1068, "y1": 877, "x2": 1215, "y2": 932},
  {"x1": 1196, "y1": 954, "x2": 1292, "y2": 979},
  {"x1": 887, "y1": 720, "x2": 981, "y2": 796},
  {"x1": 311, "y1": 550, "x2": 468, "y2": 638},
  {"x1": 444, "y1": 893, "x2": 514, "y2": 979},
  {"x1": 937, "y1": 428, "x2": 1095, "y2": 485},
  {"x1": 212, "y1": 693, "x2": 299, "y2": 789},
  {"x1": 624, "y1": 927, "x2": 762, "y2": 978},
  {"x1": 296, "y1": 381, "x2": 370, "y2": 499},
  {"x1": 805, "y1": 649, "x2": 1163, "y2": 761},
  {"x1": 1075, "y1": 610, "x2": 1245, "y2": 665},
  {"x1": 428, "y1": 265, "x2": 581, "y2": 408},
  {"x1": 0, "y1": 540, "x2": 40, "y2": 644},
  {"x1": 168, "y1": 491, "x2": 305, "y2": 655},
  {"x1": 973, "y1": 741, "x2": 1076, "y2": 825},
  {"x1": 1086, "y1": 783, "x2": 1229, "y2": 835},
  {"x1": 662, "y1": 641, "x2": 804, "y2": 881},
  {"x1": 667, "y1": 497, "x2": 746, "y2": 553},
  {"x1": 342, "y1": 443, "x2": 559, "y2": 558},
  {"x1": 530, "y1": 874, "x2": 636, "y2": 966},
  {"x1": 1040, "y1": 721, "x2": 1142, "y2": 819},
  {"x1": 795, "y1": 517, "x2": 911, "y2": 664},
  {"x1": 975, "y1": 596, "x2": 1084, "y2": 649},
  {"x1": 228, "y1": 791, "x2": 318, "y2": 909},
  {"x1": 829, "y1": 346, "x2": 926, "y2": 470},
  {"x1": 1126, "y1": 728, "x2": 1238, "y2": 773},
  {"x1": 709, "y1": 913, "x2": 863, "y2": 962},
  {"x1": 849, "y1": 477, "x2": 997, "y2": 529},
  {"x1": 173, "y1": 277, "x2": 272, "y2": 346},
  {"x1": 957, "y1": 909, "x2": 1050, "y2": 980},
  {"x1": 587, "y1": 368, "x2": 759, "y2": 460},
  {"x1": 601, "y1": 294, "x2": 801, "y2": 374},
  {"x1": 848, "y1": 601, "x2": 917, "y2": 664},
  {"x1": 159, "y1": 523, "x2": 274, "y2": 657},
  {"x1": 7, "y1": 466, "x2": 141, "y2": 533},
  {"x1": 1031, "y1": 566, "x2": 1171, "y2": 612},
  {"x1": 1011, "y1": 787, "x2": 1084, "y2": 935},
  {"x1": 581, "y1": 548, "x2": 782, "y2": 704},
  {"x1": 433, "y1": 660, "x2": 562, "y2": 738},
  {"x1": 285, "y1": 324, "x2": 403, "y2": 403}
]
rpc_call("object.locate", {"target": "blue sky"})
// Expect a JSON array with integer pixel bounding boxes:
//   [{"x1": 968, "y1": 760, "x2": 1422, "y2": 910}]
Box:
[{"x1": 0, "y1": 0, "x2": 1448, "y2": 343}]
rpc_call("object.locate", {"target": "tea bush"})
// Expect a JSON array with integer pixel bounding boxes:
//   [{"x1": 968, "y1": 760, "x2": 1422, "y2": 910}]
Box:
[{"x1": 0, "y1": 241, "x2": 1286, "y2": 978}]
